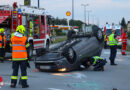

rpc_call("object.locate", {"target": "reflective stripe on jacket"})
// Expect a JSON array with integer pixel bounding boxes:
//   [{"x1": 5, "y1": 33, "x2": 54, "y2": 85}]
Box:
[
  {"x1": 11, "y1": 35, "x2": 29, "y2": 61},
  {"x1": 109, "y1": 34, "x2": 118, "y2": 46},
  {"x1": 122, "y1": 33, "x2": 127, "y2": 43},
  {"x1": 0, "y1": 34, "x2": 6, "y2": 48},
  {"x1": 93, "y1": 56, "x2": 103, "y2": 65}
]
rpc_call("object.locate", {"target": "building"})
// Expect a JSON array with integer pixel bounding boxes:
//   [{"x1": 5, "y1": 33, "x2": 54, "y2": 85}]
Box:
[{"x1": 127, "y1": 21, "x2": 130, "y2": 31}]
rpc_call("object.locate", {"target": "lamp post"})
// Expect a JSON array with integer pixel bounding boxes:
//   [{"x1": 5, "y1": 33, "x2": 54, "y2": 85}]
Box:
[
  {"x1": 81, "y1": 4, "x2": 89, "y2": 25},
  {"x1": 72, "y1": 0, "x2": 74, "y2": 29},
  {"x1": 86, "y1": 10, "x2": 92, "y2": 25},
  {"x1": 38, "y1": 0, "x2": 40, "y2": 8}
]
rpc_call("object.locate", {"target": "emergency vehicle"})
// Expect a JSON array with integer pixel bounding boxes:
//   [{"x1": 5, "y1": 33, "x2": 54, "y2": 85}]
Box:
[
  {"x1": 104, "y1": 24, "x2": 112, "y2": 48},
  {"x1": 0, "y1": 2, "x2": 50, "y2": 58},
  {"x1": 115, "y1": 25, "x2": 123, "y2": 48},
  {"x1": 104, "y1": 24, "x2": 123, "y2": 48}
]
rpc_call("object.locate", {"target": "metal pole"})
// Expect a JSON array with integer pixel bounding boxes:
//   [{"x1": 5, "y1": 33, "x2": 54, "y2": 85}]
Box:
[
  {"x1": 81, "y1": 4, "x2": 89, "y2": 25},
  {"x1": 72, "y1": 0, "x2": 74, "y2": 29},
  {"x1": 38, "y1": 0, "x2": 40, "y2": 8},
  {"x1": 86, "y1": 10, "x2": 91, "y2": 25}
]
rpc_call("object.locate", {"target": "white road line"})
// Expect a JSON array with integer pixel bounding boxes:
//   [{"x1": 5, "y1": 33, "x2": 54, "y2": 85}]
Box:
[{"x1": 48, "y1": 88, "x2": 63, "y2": 90}]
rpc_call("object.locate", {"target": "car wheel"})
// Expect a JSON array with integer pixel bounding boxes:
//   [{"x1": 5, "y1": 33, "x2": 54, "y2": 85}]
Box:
[
  {"x1": 46, "y1": 41, "x2": 49, "y2": 51},
  {"x1": 92, "y1": 26, "x2": 104, "y2": 42},
  {"x1": 62, "y1": 47, "x2": 76, "y2": 64},
  {"x1": 28, "y1": 43, "x2": 33, "y2": 60}
]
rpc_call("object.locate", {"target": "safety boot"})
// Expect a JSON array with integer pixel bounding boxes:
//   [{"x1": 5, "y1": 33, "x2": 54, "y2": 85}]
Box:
[
  {"x1": 10, "y1": 83, "x2": 16, "y2": 88},
  {"x1": 22, "y1": 80, "x2": 29, "y2": 88}
]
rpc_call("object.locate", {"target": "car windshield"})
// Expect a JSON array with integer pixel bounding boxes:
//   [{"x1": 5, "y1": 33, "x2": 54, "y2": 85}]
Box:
[
  {"x1": 106, "y1": 29, "x2": 112, "y2": 35},
  {"x1": 116, "y1": 29, "x2": 121, "y2": 35}
]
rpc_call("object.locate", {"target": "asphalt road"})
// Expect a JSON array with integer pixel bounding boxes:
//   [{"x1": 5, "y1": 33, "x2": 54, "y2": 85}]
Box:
[{"x1": 0, "y1": 49, "x2": 130, "y2": 90}]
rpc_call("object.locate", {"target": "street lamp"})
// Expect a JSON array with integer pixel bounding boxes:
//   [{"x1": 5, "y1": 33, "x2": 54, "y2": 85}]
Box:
[
  {"x1": 38, "y1": 0, "x2": 40, "y2": 8},
  {"x1": 72, "y1": 0, "x2": 74, "y2": 29},
  {"x1": 86, "y1": 10, "x2": 92, "y2": 25},
  {"x1": 81, "y1": 4, "x2": 89, "y2": 25}
]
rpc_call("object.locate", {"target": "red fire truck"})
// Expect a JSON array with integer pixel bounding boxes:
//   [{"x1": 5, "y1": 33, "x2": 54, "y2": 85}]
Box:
[
  {"x1": 0, "y1": 3, "x2": 50, "y2": 58},
  {"x1": 104, "y1": 24, "x2": 123, "y2": 48}
]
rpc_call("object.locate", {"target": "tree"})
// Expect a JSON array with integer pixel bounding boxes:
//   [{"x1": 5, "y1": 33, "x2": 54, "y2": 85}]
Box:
[{"x1": 121, "y1": 17, "x2": 127, "y2": 29}]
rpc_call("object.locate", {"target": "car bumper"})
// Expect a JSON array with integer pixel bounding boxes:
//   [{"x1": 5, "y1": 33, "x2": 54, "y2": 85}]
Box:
[{"x1": 35, "y1": 57, "x2": 70, "y2": 72}]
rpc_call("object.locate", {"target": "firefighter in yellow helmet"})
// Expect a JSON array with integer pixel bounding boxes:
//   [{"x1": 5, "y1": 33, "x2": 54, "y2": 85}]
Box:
[
  {"x1": 0, "y1": 28, "x2": 6, "y2": 63},
  {"x1": 10, "y1": 25, "x2": 30, "y2": 88}
]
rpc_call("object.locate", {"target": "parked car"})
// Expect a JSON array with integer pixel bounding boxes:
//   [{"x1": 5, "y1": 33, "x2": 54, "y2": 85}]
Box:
[{"x1": 34, "y1": 25, "x2": 104, "y2": 72}]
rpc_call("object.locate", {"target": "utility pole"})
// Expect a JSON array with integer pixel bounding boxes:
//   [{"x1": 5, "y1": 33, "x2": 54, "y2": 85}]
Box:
[
  {"x1": 72, "y1": 0, "x2": 74, "y2": 29},
  {"x1": 81, "y1": 4, "x2": 89, "y2": 25},
  {"x1": 86, "y1": 10, "x2": 92, "y2": 25},
  {"x1": 38, "y1": 0, "x2": 40, "y2": 8}
]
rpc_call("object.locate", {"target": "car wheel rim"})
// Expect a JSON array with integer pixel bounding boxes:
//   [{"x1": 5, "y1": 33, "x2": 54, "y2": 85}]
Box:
[
  {"x1": 97, "y1": 30, "x2": 103, "y2": 39},
  {"x1": 29, "y1": 47, "x2": 33, "y2": 57},
  {"x1": 68, "y1": 48, "x2": 74, "y2": 59}
]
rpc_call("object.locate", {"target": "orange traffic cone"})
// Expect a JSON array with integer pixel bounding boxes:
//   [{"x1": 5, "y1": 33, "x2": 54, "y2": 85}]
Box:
[{"x1": 0, "y1": 76, "x2": 4, "y2": 87}]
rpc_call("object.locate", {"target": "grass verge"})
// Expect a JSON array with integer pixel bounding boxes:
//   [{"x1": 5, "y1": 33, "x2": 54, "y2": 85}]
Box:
[
  {"x1": 126, "y1": 45, "x2": 130, "y2": 51},
  {"x1": 53, "y1": 37, "x2": 67, "y2": 43}
]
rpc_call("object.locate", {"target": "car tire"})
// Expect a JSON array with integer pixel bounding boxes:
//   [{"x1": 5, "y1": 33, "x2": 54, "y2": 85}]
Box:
[
  {"x1": 92, "y1": 26, "x2": 104, "y2": 42},
  {"x1": 46, "y1": 41, "x2": 49, "y2": 51},
  {"x1": 62, "y1": 47, "x2": 76, "y2": 64},
  {"x1": 28, "y1": 43, "x2": 33, "y2": 60}
]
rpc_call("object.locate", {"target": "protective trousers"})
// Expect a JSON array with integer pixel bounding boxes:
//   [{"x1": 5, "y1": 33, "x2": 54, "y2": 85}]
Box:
[
  {"x1": 109, "y1": 45, "x2": 117, "y2": 64},
  {"x1": 11, "y1": 61, "x2": 28, "y2": 86},
  {"x1": 0, "y1": 48, "x2": 5, "y2": 62},
  {"x1": 122, "y1": 42, "x2": 126, "y2": 55}
]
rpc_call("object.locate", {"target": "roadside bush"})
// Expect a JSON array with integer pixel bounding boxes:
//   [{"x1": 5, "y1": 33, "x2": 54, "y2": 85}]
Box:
[
  {"x1": 54, "y1": 29, "x2": 66, "y2": 36},
  {"x1": 127, "y1": 31, "x2": 130, "y2": 39}
]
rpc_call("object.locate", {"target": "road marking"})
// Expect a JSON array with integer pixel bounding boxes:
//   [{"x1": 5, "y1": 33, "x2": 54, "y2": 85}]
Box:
[
  {"x1": 71, "y1": 73, "x2": 86, "y2": 79},
  {"x1": 48, "y1": 88, "x2": 63, "y2": 90},
  {"x1": 52, "y1": 72, "x2": 87, "y2": 79}
]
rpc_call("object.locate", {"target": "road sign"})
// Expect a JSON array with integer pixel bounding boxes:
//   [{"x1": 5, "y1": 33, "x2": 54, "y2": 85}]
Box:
[{"x1": 66, "y1": 11, "x2": 71, "y2": 16}]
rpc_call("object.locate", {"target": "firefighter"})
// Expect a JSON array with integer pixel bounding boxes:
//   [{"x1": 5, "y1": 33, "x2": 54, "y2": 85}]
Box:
[
  {"x1": 29, "y1": 20, "x2": 33, "y2": 37},
  {"x1": 0, "y1": 28, "x2": 6, "y2": 63},
  {"x1": 122, "y1": 30, "x2": 127, "y2": 55},
  {"x1": 109, "y1": 29, "x2": 118, "y2": 65},
  {"x1": 10, "y1": 25, "x2": 30, "y2": 88},
  {"x1": 87, "y1": 56, "x2": 107, "y2": 71}
]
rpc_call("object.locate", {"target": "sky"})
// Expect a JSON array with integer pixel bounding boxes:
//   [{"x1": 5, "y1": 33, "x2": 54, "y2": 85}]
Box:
[{"x1": 0, "y1": 0, "x2": 130, "y2": 27}]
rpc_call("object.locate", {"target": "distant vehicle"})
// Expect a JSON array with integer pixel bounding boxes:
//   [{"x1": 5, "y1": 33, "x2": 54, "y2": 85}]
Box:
[
  {"x1": 104, "y1": 24, "x2": 123, "y2": 48},
  {"x1": 104, "y1": 24, "x2": 112, "y2": 48},
  {"x1": 115, "y1": 25, "x2": 123, "y2": 48},
  {"x1": 34, "y1": 25, "x2": 104, "y2": 72},
  {"x1": 0, "y1": 2, "x2": 51, "y2": 58}
]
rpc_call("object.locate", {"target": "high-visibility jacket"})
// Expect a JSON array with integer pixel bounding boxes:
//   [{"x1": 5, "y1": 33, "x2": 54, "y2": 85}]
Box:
[
  {"x1": 11, "y1": 35, "x2": 30, "y2": 61},
  {"x1": 0, "y1": 34, "x2": 6, "y2": 48},
  {"x1": 93, "y1": 56, "x2": 104, "y2": 65},
  {"x1": 122, "y1": 32, "x2": 127, "y2": 43},
  {"x1": 109, "y1": 34, "x2": 118, "y2": 46}
]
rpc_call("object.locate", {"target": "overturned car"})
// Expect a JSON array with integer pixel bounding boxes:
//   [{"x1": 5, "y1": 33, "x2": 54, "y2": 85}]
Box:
[{"x1": 34, "y1": 25, "x2": 104, "y2": 72}]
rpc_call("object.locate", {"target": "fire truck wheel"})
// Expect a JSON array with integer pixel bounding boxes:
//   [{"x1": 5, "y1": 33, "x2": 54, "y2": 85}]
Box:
[{"x1": 28, "y1": 44, "x2": 33, "y2": 60}]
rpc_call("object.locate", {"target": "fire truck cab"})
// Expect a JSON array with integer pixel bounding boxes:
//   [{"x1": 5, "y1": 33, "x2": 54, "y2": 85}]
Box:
[
  {"x1": 0, "y1": 3, "x2": 50, "y2": 58},
  {"x1": 104, "y1": 24, "x2": 112, "y2": 48},
  {"x1": 104, "y1": 24, "x2": 123, "y2": 48},
  {"x1": 114, "y1": 25, "x2": 123, "y2": 48}
]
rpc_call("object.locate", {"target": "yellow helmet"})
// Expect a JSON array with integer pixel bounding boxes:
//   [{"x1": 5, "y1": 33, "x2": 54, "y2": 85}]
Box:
[
  {"x1": 1, "y1": 28, "x2": 4, "y2": 33},
  {"x1": 0, "y1": 29, "x2": 1, "y2": 33},
  {"x1": 16, "y1": 25, "x2": 26, "y2": 34},
  {"x1": 0, "y1": 28, "x2": 4, "y2": 33}
]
